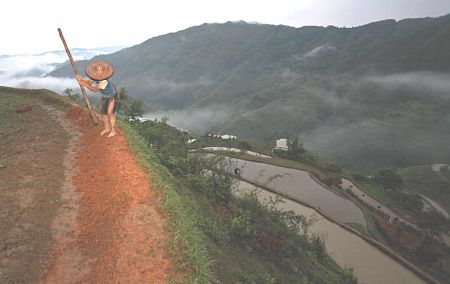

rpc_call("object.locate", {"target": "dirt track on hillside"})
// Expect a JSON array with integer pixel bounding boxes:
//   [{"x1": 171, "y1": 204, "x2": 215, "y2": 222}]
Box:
[{"x1": 1, "y1": 100, "x2": 172, "y2": 283}]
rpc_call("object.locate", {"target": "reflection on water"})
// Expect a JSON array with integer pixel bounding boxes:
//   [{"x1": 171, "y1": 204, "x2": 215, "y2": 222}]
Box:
[
  {"x1": 229, "y1": 158, "x2": 366, "y2": 226},
  {"x1": 236, "y1": 181, "x2": 425, "y2": 284}
]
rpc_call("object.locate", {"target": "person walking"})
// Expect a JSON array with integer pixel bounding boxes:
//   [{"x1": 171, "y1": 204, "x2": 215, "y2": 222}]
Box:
[{"x1": 76, "y1": 60, "x2": 119, "y2": 137}]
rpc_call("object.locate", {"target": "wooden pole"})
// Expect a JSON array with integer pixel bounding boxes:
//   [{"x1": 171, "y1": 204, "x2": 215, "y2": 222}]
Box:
[{"x1": 57, "y1": 28, "x2": 98, "y2": 125}]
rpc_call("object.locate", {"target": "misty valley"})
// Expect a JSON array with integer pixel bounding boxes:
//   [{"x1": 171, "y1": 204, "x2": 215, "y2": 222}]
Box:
[{"x1": 2, "y1": 13, "x2": 450, "y2": 284}]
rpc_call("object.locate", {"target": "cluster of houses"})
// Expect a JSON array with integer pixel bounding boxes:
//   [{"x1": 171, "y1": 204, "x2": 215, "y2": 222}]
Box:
[
  {"x1": 189, "y1": 135, "x2": 291, "y2": 151},
  {"x1": 206, "y1": 134, "x2": 238, "y2": 140},
  {"x1": 187, "y1": 133, "x2": 238, "y2": 144}
]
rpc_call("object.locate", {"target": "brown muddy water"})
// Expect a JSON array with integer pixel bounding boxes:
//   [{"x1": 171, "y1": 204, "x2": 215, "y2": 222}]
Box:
[
  {"x1": 229, "y1": 158, "x2": 366, "y2": 226},
  {"x1": 236, "y1": 180, "x2": 425, "y2": 284}
]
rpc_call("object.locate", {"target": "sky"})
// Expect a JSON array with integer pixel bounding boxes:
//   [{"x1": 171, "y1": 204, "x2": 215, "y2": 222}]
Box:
[{"x1": 1, "y1": 0, "x2": 450, "y2": 55}]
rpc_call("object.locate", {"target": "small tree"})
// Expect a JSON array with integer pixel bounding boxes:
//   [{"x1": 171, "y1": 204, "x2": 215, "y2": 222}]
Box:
[
  {"x1": 286, "y1": 137, "x2": 305, "y2": 161},
  {"x1": 239, "y1": 141, "x2": 252, "y2": 151},
  {"x1": 63, "y1": 88, "x2": 80, "y2": 102},
  {"x1": 420, "y1": 210, "x2": 449, "y2": 235},
  {"x1": 118, "y1": 87, "x2": 128, "y2": 100},
  {"x1": 324, "y1": 162, "x2": 341, "y2": 174},
  {"x1": 117, "y1": 87, "x2": 144, "y2": 121},
  {"x1": 124, "y1": 99, "x2": 144, "y2": 121},
  {"x1": 374, "y1": 168, "x2": 403, "y2": 190}
]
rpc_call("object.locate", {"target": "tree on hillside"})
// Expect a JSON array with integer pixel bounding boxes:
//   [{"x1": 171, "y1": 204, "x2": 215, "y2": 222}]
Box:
[
  {"x1": 420, "y1": 210, "x2": 449, "y2": 235},
  {"x1": 238, "y1": 141, "x2": 252, "y2": 151},
  {"x1": 63, "y1": 88, "x2": 80, "y2": 102},
  {"x1": 117, "y1": 87, "x2": 144, "y2": 121},
  {"x1": 124, "y1": 100, "x2": 144, "y2": 121},
  {"x1": 286, "y1": 137, "x2": 305, "y2": 160},
  {"x1": 374, "y1": 168, "x2": 403, "y2": 190}
]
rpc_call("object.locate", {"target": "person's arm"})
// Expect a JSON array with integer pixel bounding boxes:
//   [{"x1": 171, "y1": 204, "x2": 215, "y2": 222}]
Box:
[{"x1": 76, "y1": 75, "x2": 100, "y2": 92}]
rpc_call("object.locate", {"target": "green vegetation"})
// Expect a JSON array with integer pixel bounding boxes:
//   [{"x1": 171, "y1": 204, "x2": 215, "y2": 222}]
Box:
[
  {"x1": 353, "y1": 177, "x2": 425, "y2": 221},
  {"x1": 352, "y1": 181, "x2": 392, "y2": 206},
  {"x1": 398, "y1": 165, "x2": 450, "y2": 215},
  {"x1": 344, "y1": 223, "x2": 370, "y2": 237},
  {"x1": 63, "y1": 88, "x2": 81, "y2": 102},
  {"x1": 211, "y1": 140, "x2": 449, "y2": 282},
  {"x1": 121, "y1": 122, "x2": 215, "y2": 283},
  {"x1": 352, "y1": 167, "x2": 443, "y2": 222},
  {"x1": 396, "y1": 165, "x2": 450, "y2": 236},
  {"x1": 393, "y1": 234, "x2": 450, "y2": 283},
  {"x1": 348, "y1": 169, "x2": 450, "y2": 282},
  {"x1": 115, "y1": 86, "x2": 144, "y2": 120},
  {"x1": 127, "y1": 118, "x2": 356, "y2": 283},
  {"x1": 3, "y1": 87, "x2": 448, "y2": 282},
  {"x1": 374, "y1": 169, "x2": 403, "y2": 190}
]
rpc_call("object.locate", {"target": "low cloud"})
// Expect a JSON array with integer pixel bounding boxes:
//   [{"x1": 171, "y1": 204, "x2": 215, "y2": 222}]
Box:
[
  {"x1": 0, "y1": 47, "x2": 123, "y2": 94},
  {"x1": 0, "y1": 74, "x2": 78, "y2": 93},
  {"x1": 366, "y1": 72, "x2": 450, "y2": 95},
  {"x1": 303, "y1": 43, "x2": 336, "y2": 58},
  {"x1": 144, "y1": 77, "x2": 212, "y2": 91},
  {"x1": 142, "y1": 105, "x2": 234, "y2": 133},
  {"x1": 280, "y1": 68, "x2": 300, "y2": 79}
]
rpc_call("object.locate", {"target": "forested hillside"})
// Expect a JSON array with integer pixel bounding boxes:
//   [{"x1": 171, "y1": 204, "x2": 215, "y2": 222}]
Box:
[{"x1": 51, "y1": 14, "x2": 450, "y2": 173}]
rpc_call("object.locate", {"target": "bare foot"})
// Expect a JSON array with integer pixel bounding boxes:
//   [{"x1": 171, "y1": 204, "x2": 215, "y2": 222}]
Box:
[
  {"x1": 100, "y1": 129, "x2": 110, "y2": 136},
  {"x1": 107, "y1": 131, "x2": 117, "y2": 138}
]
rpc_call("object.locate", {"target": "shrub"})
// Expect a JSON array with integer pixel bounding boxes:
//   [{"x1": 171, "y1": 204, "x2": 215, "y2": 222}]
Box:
[{"x1": 374, "y1": 168, "x2": 403, "y2": 190}]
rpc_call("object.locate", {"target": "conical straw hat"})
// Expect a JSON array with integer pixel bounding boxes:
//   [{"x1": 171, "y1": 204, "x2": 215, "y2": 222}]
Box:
[{"x1": 85, "y1": 60, "x2": 114, "y2": 80}]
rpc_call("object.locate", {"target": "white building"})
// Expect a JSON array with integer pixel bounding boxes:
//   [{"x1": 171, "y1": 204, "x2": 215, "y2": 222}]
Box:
[
  {"x1": 221, "y1": 134, "x2": 237, "y2": 140},
  {"x1": 274, "y1": 138, "x2": 289, "y2": 151}
]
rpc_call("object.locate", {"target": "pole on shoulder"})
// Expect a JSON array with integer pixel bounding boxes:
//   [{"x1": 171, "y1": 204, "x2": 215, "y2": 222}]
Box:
[{"x1": 58, "y1": 28, "x2": 98, "y2": 125}]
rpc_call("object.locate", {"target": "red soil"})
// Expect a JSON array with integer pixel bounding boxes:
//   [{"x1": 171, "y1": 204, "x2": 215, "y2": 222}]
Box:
[
  {"x1": 41, "y1": 106, "x2": 172, "y2": 283},
  {"x1": 374, "y1": 215, "x2": 424, "y2": 249}
]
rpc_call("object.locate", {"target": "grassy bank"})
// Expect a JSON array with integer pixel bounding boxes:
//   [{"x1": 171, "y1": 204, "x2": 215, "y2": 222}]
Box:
[
  {"x1": 121, "y1": 123, "x2": 215, "y2": 283},
  {"x1": 129, "y1": 119, "x2": 357, "y2": 283}
]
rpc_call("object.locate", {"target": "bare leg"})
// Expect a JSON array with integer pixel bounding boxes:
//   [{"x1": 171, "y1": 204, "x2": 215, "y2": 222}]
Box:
[
  {"x1": 107, "y1": 99, "x2": 117, "y2": 138},
  {"x1": 100, "y1": 114, "x2": 110, "y2": 136}
]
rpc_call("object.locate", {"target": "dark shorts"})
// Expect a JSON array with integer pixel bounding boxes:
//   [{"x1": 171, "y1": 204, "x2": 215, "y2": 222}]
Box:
[{"x1": 100, "y1": 97, "x2": 120, "y2": 115}]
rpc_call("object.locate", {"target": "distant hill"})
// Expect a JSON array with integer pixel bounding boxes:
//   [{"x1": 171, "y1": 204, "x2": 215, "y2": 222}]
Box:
[
  {"x1": 51, "y1": 15, "x2": 450, "y2": 173},
  {"x1": 398, "y1": 164, "x2": 450, "y2": 215}
]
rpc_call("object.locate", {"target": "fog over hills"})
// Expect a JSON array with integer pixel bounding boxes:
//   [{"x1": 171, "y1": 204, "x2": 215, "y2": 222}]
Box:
[
  {"x1": 0, "y1": 46, "x2": 125, "y2": 93},
  {"x1": 50, "y1": 15, "x2": 450, "y2": 173}
]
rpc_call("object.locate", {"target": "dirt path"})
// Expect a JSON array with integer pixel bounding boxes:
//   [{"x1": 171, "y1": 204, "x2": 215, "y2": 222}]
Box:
[
  {"x1": 1, "y1": 94, "x2": 172, "y2": 283},
  {"x1": 41, "y1": 105, "x2": 173, "y2": 283}
]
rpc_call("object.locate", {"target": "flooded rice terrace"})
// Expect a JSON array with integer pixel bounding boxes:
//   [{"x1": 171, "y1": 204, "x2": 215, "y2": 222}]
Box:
[
  {"x1": 235, "y1": 180, "x2": 425, "y2": 284},
  {"x1": 229, "y1": 158, "x2": 366, "y2": 226}
]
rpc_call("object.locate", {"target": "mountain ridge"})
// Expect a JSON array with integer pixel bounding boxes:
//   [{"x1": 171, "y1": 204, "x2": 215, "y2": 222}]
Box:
[{"x1": 51, "y1": 14, "x2": 450, "y2": 173}]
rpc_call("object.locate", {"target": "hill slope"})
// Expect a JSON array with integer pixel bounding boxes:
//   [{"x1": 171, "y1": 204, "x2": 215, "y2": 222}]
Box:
[
  {"x1": 51, "y1": 15, "x2": 450, "y2": 172},
  {"x1": 398, "y1": 164, "x2": 450, "y2": 215},
  {"x1": 0, "y1": 88, "x2": 173, "y2": 283},
  {"x1": 1, "y1": 87, "x2": 360, "y2": 283}
]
